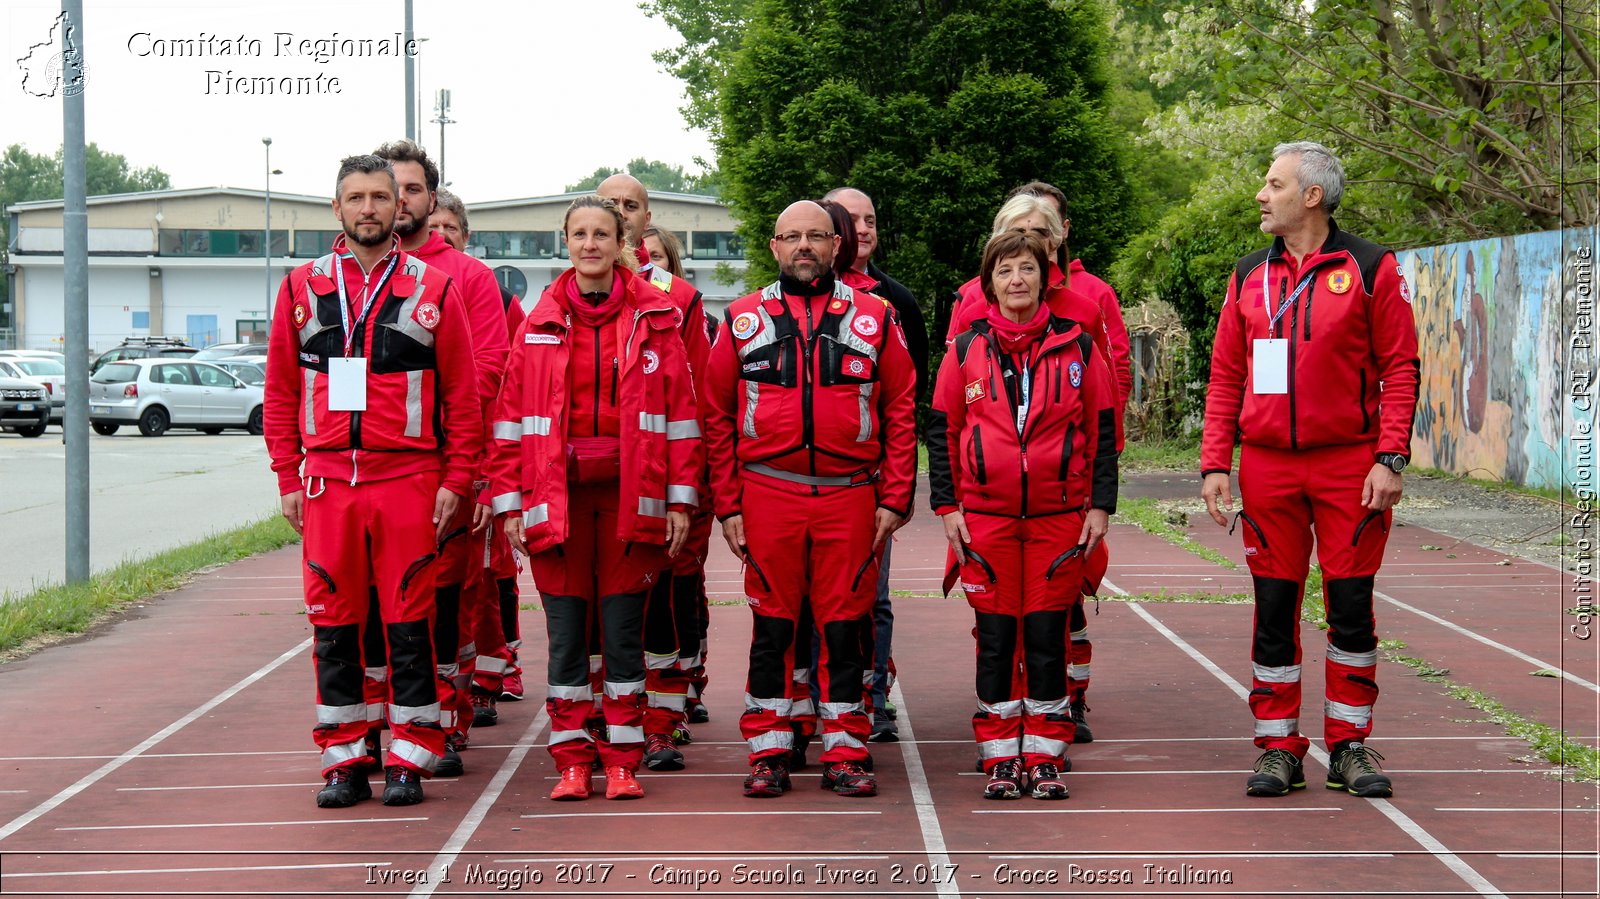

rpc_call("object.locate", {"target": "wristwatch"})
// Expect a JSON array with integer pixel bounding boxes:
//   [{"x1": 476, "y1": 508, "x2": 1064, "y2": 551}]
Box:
[{"x1": 1375, "y1": 452, "x2": 1407, "y2": 474}]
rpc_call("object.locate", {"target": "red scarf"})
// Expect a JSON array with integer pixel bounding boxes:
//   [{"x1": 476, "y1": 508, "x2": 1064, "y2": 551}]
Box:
[
  {"x1": 563, "y1": 270, "x2": 626, "y2": 328},
  {"x1": 985, "y1": 302, "x2": 1049, "y2": 357}
]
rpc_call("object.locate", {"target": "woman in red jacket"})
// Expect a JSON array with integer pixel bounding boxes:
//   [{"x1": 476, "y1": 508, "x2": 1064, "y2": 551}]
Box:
[
  {"x1": 926, "y1": 231, "x2": 1118, "y2": 801},
  {"x1": 489, "y1": 196, "x2": 703, "y2": 802}
]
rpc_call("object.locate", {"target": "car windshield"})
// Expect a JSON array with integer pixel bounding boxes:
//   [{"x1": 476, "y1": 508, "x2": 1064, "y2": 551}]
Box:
[
  {"x1": 13, "y1": 359, "x2": 65, "y2": 376},
  {"x1": 228, "y1": 365, "x2": 265, "y2": 385},
  {"x1": 192, "y1": 346, "x2": 241, "y2": 360},
  {"x1": 91, "y1": 363, "x2": 140, "y2": 383}
]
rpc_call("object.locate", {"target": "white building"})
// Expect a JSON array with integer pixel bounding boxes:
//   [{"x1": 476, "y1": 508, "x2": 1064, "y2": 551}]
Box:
[{"x1": 5, "y1": 187, "x2": 748, "y2": 352}]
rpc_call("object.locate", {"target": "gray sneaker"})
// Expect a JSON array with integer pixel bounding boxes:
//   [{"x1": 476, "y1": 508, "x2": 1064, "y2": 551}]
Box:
[
  {"x1": 868, "y1": 707, "x2": 899, "y2": 743},
  {"x1": 1246, "y1": 748, "x2": 1306, "y2": 796},
  {"x1": 1326, "y1": 742, "x2": 1392, "y2": 797}
]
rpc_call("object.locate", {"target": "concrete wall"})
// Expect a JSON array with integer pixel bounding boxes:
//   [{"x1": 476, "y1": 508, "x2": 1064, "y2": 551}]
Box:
[{"x1": 1400, "y1": 227, "x2": 1594, "y2": 490}]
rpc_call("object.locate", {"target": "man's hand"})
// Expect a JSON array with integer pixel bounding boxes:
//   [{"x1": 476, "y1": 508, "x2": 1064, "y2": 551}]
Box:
[
  {"x1": 1362, "y1": 464, "x2": 1404, "y2": 511},
  {"x1": 1078, "y1": 508, "x2": 1110, "y2": 556},
  {"x1": 280, "y1": 490, "x2": 305, "y2": 535},
  {"x1": 721, "y1": 514, "x2": 746, "y2": 559},
  {"x1": 504, "y1": 515, "x2": 526, "y2": 556},
  {"x1": 665, "y1": 510, "x2": 691, "y2": 558},
  {"x1": 1201, "y1": 472, "x2": 1234, "y2": 526},
  {"x1": 941, "y1": 509, "x2": 971, "y2": 565},
  {"x1": 433, "y1": 488, "x2": 462, "y2": 544},
  {"x1": 471, "y1": 502, "x2": 493, "y2": 534},
  {"x1": 872, "y1": 507, "x2": 905, "y2": 553}
]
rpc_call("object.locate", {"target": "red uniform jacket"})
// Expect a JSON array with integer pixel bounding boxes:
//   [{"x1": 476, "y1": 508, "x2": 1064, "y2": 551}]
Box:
[
  {"x1": 928, "y1": 315, "x2": 1118, "y2": 519},
  {"x1": 1068, "y1": 260, "x2": 1132, "y2": 408},
  {"x1": 637, "y1": 262, "x2": 712, "y2": 380},
  {"x1": 701, "y1": 276, "x2": 918, "y2": 519},
  {"x1": 409, "y1": 231, "x2": 510, "y2": 413},
  {"x1": 488, "y1": 266, "x2": 704, "y2": 555},
  {"x1": 1201, "y1": 222, "x2": 1420, "y2": 474},
  {"x1": 263, "y1": 236, "x2": 482, "y2": 497}
]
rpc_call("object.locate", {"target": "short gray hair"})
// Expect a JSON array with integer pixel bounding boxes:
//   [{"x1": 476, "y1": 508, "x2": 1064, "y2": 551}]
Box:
[
  {"x1": 1274, "y1": 141, "x2": 1344, "y2": 212},
  {"x1": 991, "y1": 193, "x2": 1063, "y2": 243},
  {"x1": 334, "y1": 154, "x2": 397, "y2": 200},
  {"x1": 434, "y1": 188, "x2": 469, "y2": 234}
]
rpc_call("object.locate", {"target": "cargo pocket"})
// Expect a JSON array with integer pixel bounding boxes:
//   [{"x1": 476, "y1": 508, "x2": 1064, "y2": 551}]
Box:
[{"x1": 1232, "y1": 511, "x2": 1269, "y2": 561}]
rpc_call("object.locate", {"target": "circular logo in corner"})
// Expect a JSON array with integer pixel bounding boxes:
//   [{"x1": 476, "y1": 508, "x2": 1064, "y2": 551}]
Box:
[
  {"x1": 415, "y1": 301, "x2": 441, "y2": 330},
  {"x1": 1068, "y1": 360, "x2": 1084, "y2": 388},
  {"x1": 642, "y1": 349, "x2": 660, "y2": 374},
  {"x1": 851, "y1": 315, "x2": 879, "y2": 338},
  {"x1": 731, "y1": 312, "x2": 760, "y2": 340}
]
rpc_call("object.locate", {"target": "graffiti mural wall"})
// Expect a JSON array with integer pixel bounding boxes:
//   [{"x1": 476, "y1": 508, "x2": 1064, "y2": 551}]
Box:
[{"x1": 1400, "y1": 227, "x2": 1593, "y2": 490}]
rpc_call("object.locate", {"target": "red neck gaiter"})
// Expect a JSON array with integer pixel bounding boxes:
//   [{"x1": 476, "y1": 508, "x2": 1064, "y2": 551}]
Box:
[{"x1": 563, "y1": 270, "x2": 626, "y2": 328}]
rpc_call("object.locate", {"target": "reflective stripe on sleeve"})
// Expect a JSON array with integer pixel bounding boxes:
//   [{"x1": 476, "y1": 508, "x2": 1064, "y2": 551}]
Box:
[
  {"x1": 667, "y1": 485, "x2": 699, "y2": 506},
  {"x1": 638, "y1": 497, "x2": 667, "y2": 518},
  {"x1": 639, "y1": 412, "x2": 668, "y2": 434},
  {"x1": 492, "y1": 420, "x2": 522, "y2": 442},
  {"x1": 667, "y1": 418, "x2": 701, "y2": 439},
  {"x1": 491, "y1": 492, "x2": 523, "y2": 516},
  {"x1": 524, "y1": 504, "x2": 549, "y2": 527}
]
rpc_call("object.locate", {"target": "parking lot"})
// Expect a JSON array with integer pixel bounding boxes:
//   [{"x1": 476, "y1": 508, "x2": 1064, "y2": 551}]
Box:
[{"x1": 0, "y1": 426, "x2": 279, "y2": 599}]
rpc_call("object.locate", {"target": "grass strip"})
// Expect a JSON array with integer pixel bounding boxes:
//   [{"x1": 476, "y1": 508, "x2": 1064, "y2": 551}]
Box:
[
  {"x1": 0, "y1": 515, "x2": 299, "y2": 658},
  {"x1": 1119, "y1": 435, "x2": 1202, "y2": 472},
  {"x1": 1112, "y1": 590, "x2": 1253, "y2": 604},
  {"x1": 1383, "y1": 646, "x2": 1600, "y2": 782},
  {"x1": 1119, "y1": 496, "x2": 1240, "y2": 571}
]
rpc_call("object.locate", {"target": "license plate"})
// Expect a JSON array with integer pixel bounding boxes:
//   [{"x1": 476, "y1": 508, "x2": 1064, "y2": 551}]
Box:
[
  {"x1": 16, "y1": 403, "x2": 35, "y2": 411},
  {"x1": 92, "y1": 405, "x2": 110, "y2": 414}
]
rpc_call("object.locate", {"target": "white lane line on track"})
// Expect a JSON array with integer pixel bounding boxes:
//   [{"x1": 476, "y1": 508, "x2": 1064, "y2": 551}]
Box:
[
  {"x1": 1435, "y1": 807, "x2": 1600, "y2": 813},
  {"x1": 1110, "y1": 578, "x2": 1510, "y2": 899},
  {"x1": 2, "y1": 862, "x2": 387, "y2": 878},
  {"x1": 522, "y1": 810, "x2": 882, "y2": 819},
  {"x1": 58, "y1": 817, "x2": 426, "y2": 831},
  {"x1": 974, "y1": 807, "x2": 1347, "y2": 815},
  {"x1": 407, "y1": 704, "x2": 551, "y2": 899},
  {"x1": 1373, "y1": 587, "x2": 1598, "y2": 692},
  {"x1": 0, "y1": 637, "x2": 311, "y2": 843},
  {"x1": 889, "y1": 679, "x2": 962, "y2": 899}
]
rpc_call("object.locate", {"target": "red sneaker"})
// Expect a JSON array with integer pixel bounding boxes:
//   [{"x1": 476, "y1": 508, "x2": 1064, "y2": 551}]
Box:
[
  {"x1": 605, "y1": 767, "x2": 645, "y2": 800},
  {"x1": 550, "y1": 765, "x2": 592, "y2": 801}
]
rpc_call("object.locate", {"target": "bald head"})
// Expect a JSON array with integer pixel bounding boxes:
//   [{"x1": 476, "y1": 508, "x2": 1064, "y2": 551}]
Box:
[
  {"x1": 770, "y1": 201, "x2": 838, "y2": 283},
  {"x1": 825, "y1": 188, "x2": 877, "y2": 269},
  {"x1": 597, "y1": 173, "x2": 650, "y2": 242}
]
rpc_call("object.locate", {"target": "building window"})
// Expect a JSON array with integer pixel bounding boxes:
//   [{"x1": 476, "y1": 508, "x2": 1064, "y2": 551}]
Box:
[
  {"x1": 476, "y1": 231, "x2": 559, "y2": 259},
  {"x1": 160, "y1": 229, "x2": 287, "y2": 257},
  {"x1": 292, "y1": 231, "x2": 341, "y2": 257},
  {"x1": 691, "y1": 231, "x2": 743, "y2": 260},
  {"x1": 236, "y1": 319, "x2": 268, "y2": 343}
]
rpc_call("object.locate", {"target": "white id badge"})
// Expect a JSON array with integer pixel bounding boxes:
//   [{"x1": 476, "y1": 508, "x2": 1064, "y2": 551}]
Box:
[
  {"x1": 327, "y1": 357, "x2": 369, "y2": 411},
  {"x1": 1252, "y1": 339, "x2": 1289, "y2": 394}
]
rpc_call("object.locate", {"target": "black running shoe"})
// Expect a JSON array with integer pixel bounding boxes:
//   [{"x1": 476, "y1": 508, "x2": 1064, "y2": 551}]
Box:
[
  {"x1": 1070, "y1": 698, "x2": 1094, "y2": 743},
  {"x1": 382, "y1": 765, "x2": 425, "y2": 806},
  {"x1": 316, "y1": 766, "x2": 371, "y2": 808},
  {"x1": 820, "y1": 761, "x2": 878, "y2": 797},
  {"x1": 983, "y1": 757, "x2": 1024, "y2": 800},
  {"x1": 743, "y1": 760, "x2": 791, "y2": 798},
  {"x1": 644, "y1": 733, "x2": 686, "y2": 771}
]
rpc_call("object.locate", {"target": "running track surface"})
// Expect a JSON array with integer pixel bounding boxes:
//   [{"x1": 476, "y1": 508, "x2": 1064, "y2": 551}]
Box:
[{"x1": 0, "y1": 473, "x2": 1593, "y2": 897}]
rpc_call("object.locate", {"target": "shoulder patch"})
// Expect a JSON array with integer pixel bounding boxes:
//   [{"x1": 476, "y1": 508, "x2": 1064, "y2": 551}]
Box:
[
  {"x1": 642, "y1": 349, "x2": 661, "y2": 374},
  {"x1": 965, "y1": 379, "x2": 985, "y2": 404},
  {"x1": 852, "y1": 315, "x2": 879, "y2": 338},
  {"x1": 1068, "y1": 360, "x2": 1084, "y2": 388},
  {"x1": 292, "y1": 303, "x2": 308, "y2": 328},
  {"x1": 1397, "y1": 263, "x2": 1412, "y2": 304},
  {"x1": 414, "y1": 301, "x2": 441, "y2": 331},
  {"x1": 731, "y1": 312, "x2": 760, "y2": 340}
]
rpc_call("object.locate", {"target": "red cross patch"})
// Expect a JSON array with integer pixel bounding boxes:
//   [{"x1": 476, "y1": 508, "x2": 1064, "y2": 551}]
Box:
[{"x1": 414, "y1": 301, "x2": 441, "y2": 331}]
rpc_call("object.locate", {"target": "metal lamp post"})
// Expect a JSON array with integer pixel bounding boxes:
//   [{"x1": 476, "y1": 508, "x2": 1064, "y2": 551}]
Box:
[{"x1": 263, "y1": 138, "x2": 282, "y2": 333}]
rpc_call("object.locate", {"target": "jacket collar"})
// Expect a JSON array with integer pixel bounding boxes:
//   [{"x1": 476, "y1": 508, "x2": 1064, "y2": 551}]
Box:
[{"x1": 529, "y1": 265, "x2": 674, "y2": 330}]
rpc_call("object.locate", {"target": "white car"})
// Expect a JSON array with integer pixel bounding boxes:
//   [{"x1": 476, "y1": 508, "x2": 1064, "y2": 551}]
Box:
[
  {"x1": 0, "y1": 356, "x2": 66, "y2": 422},
  {"x1": 89, "y1": 358, "x2": 265, "y2": 437}
]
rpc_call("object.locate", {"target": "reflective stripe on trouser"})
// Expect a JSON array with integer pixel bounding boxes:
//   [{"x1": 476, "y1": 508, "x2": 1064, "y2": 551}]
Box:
[
  {"x1": 962, "y1": 511, "x2": 1083, "y2": 763},
  {"x1": 1069, "y1": 597, "x2": 1092, "y2": 700},
  {"x1": 1239, "y1": 442, "x2": 1391, "y2": 753},
  {"x1": 303, "y1": 475, "x2": 444, "y2": 775},
  {"x1": 738, "y1": 474, "x2": 880, "y2": 765},
  {"x1": 642, "y1": 571, "x2": 691, "y2": 735}
]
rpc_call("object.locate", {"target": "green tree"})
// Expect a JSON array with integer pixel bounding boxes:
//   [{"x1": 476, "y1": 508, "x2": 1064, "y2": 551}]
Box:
[
  {"x1": 708, "y1": 0, "x2": 1139, "y2": 335},
  {"x1": 0, "y1": 143, "x2": 170, "y2": 332},
  {"x1": 563, "y1": 157, "x2": 719, "y2": 195},
  {"x1": 641, "y1": 0, "x2": 758, "y2": 130}
]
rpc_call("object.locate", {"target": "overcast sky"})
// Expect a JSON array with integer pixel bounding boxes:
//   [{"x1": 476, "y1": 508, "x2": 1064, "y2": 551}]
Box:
[{"x1": 1, "y1": 0, "x2": 716, "y2": 204}]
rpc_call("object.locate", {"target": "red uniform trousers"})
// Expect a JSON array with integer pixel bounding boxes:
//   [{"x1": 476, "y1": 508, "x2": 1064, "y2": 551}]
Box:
[
  {"x1": 303, "y1": 473, "x2": 444, "y2": 776},
  {"x1": 434, "y1": 502, "x2": 487, "y2": 739},
  {"x1": 1237, "y1": 442, "x2": 1389, "y2": 756},
  {"x1": 1068, "y1": 539, "x2": 1108, "y2": 701},
  {"x1": 680, "y1": 509, "x2": 714, "y2": 711},
  {"x1": 642, "y1": 507, "x2": 713, "y2": 735},
  {"x1": 531, "y1": 482, "x2": 667, "y2": 770},
  {"x1": 738, "y1": 473, "x2": 880, "y2": 766},
  {"x1": 957, "y1": 510, "x2": 1084, "y2": 770},
  {"x1": 471, "y1": 529, "x2": 521, "y2": 695}
]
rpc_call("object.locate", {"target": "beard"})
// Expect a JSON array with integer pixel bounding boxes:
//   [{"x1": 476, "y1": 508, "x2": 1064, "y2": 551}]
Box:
[
  {"x1": 392, "y1": 213, "x2": 425, "y2": 238},
  {"x1": 344, "y1": 219, "x2": 395, "y2": 248},
  {"x1": 780, "y1": 252, "x2": 831, "y2": 283}
]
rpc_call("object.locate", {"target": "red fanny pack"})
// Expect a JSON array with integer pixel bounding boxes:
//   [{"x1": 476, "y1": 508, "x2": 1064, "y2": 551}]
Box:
[{"x1": 567, "y1": 436, "x2": 622, "y2": 485}]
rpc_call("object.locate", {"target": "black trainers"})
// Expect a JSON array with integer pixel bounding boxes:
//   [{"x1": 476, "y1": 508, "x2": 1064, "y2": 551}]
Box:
[
  {"x1": 644, "y1": 733, "x2": 686, "y2": 771},
  {"x1": 983, "y1": 757, "x2": 1024, "y2": 800},
  {"x1": 1029, "y1": 761, "x2": 1069, "y2": 799},
  {"x1": 435, "y1": 747, "x2": 464, "y2": 778},
  {"x1": 820, "y1": 761, "x2": 878, "y2": 797},
  {"x1": 382, "y1": 765, "x2": 425, "y2": 806},
  {"x1": 1327, "y1": 742, "x2": 1393, "y2": 797},
  {"x1": 788, "y1": 728, "x2": 812, "y2": 771},
  {"x1": 743, "y1": 760, "x2": 791, "y2": 798},
  {"x1": 687, "y1": 699, "x2": 710, "y2": 723},
  {"x1": 1070, "y1": 698, "x2": 1094, "y2": 743},
  {"x1": 316, "y1": 766, "x2": 371, "y2": 808},
  {"x1": 868, "y1": 707, "x2": 900, "y2": 743},
  {"x1": 1246, "y1": 748, "x2": 1307, "y2": 797},
  {"x1": 471, "y1": 689, "x2": 498, "y2": 727}
]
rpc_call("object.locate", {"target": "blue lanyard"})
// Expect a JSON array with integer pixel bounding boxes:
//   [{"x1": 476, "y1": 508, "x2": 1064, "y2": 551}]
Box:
[
  {"x1": 335, "y1": 251, "x2": 399, "y2": 357},
  {"x1": 1262, "y1": 260, "x2": 1315, "y2": 338}
]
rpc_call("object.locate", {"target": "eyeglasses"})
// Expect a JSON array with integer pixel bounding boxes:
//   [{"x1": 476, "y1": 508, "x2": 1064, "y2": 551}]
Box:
[{"x1": 773, "y1": 230, "x2": 835, "y2": 245}]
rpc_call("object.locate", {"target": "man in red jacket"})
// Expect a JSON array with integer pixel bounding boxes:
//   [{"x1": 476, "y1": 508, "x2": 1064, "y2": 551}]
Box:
[
  {"x1": 373, "y1": 140, "x2": 509, "y2": 777},
  {"x1": 702, "y1": 200, "x2": 918, "y2": 799},
  {"x1": 1201, "y1": 141, "x2": 1419, "y2": 799},
  {"x1": 598, "y1": 173, "x2": 714, "y2": 771},
  {"x1": 264, "y1": 154, "x2": 482, "y2": 809}
]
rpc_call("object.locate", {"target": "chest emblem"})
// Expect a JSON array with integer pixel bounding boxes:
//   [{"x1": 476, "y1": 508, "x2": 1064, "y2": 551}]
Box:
[
  {"x1": 1068, "y1": 360, "x2": 1084, "y2": 388},
  {"x1": 852, "y1": 315, "x2": 879, "y2": 338},
  {"x1": 965, "y1": 379, "x2": 985, "y2": 404},
  {"x1": 1325, "y1": 269, "x2": 1353, "y2": 295},
  {"x1": 642, "y1": 350, "x2": 660, "y2": 374},
  {"x1": 415, "y1": 301, "x2": 441, "y2": 331},
  {"x1": 292, "y1": 303, "x2": 308, "y2": 328},
  {"x1": 732, "y1": 312, "x2": 760, "y2": 340}
]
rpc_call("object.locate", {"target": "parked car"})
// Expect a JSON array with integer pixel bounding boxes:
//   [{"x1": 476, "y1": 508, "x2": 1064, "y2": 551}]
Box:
[
  {"x1": 0, "y1": 349, "x2": 66, "y2": 364},
  {"x1": 0, "y1": 356, "x2": 66, "y2": 422},
  {"x1": 213, "y1": 358, "x2": 265, "y2": 386},
  {"x1": 89, "y1": 358, "x2": 264, "y2": 437},
  {"x1": 0, "y1": 376, "x2": 50, "y2": 437},
  {"x1": 193, "y1": 342, "x2": 268, "y2": 361},
  {"x1": 89, "y1": 337, "x2": 198, "y2": 374}
]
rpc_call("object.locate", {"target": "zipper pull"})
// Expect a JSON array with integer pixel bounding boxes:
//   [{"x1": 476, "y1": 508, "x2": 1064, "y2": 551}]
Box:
[{"x1": 1021, "y1": 450, "x2": 1029, "y2": 473}]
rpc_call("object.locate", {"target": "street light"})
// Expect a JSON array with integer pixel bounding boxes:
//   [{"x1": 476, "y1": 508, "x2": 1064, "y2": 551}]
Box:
[{"x1": 263, "y1": 138, "x2": 282, "y2": 333}]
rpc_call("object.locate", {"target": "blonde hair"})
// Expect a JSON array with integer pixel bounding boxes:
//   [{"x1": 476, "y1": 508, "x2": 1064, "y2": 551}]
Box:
[{"x1": 563, "y1": 195, "x2": 638, "y2": 272}]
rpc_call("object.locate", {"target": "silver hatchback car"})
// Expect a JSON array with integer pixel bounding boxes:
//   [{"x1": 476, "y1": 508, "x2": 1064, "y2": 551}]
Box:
[{"x1": 89, "y1": 358, "x2": 265, "y2": 437}]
